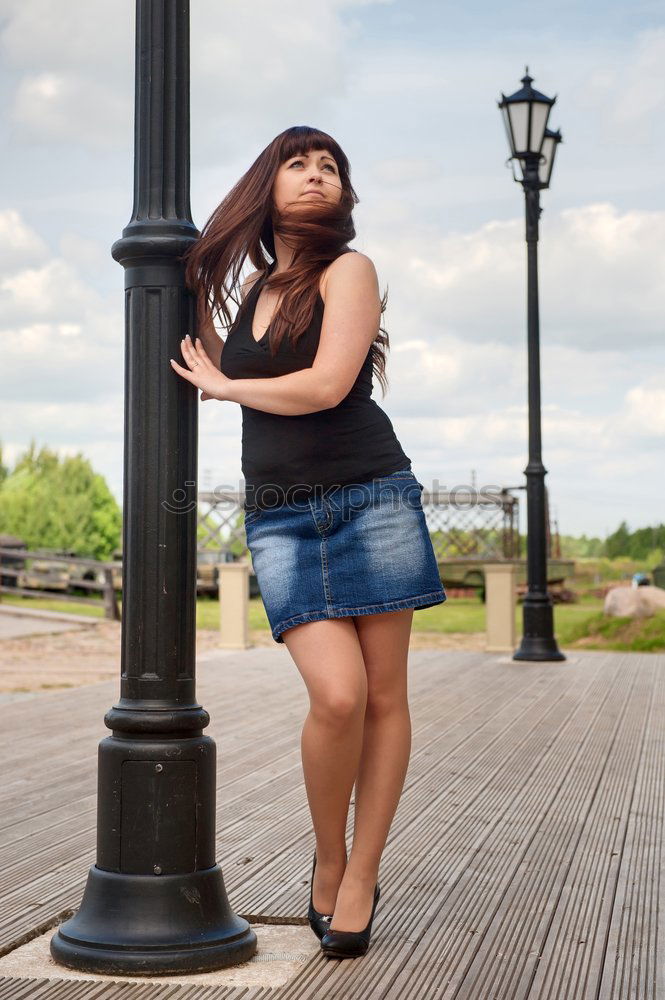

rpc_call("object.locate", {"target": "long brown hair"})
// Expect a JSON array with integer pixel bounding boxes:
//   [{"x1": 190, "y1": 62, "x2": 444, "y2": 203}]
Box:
[{"x1": 182, "y1": 125, "x2": 390, "y2": 397}]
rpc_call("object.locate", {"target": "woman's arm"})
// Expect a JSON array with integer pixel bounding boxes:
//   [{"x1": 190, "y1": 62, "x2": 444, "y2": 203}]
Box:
[
  {"x1": 222, "y1": 368, "x2": 333, "y2": 415},
  {"x1": 175, "y1": 331, "x2": 334, "y2": 414}
]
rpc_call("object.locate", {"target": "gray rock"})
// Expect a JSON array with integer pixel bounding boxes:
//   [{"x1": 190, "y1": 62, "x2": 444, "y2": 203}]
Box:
[{"x1": 604, "y1": 584, "x2": 665, "y2": 618}]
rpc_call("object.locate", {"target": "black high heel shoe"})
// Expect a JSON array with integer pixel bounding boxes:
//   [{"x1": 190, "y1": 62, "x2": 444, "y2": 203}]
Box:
[
  {"x1": 320, "y1": 881, "x2": 381, "y2": 958},
  {"x1": 307, "y1": 850, "x2": 345, "y2": 940}
]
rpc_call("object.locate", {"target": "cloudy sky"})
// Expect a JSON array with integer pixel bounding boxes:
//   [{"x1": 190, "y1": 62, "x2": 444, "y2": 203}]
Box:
[{"x1": 1, "y1": 0, "x2": 663, "y2": 537}]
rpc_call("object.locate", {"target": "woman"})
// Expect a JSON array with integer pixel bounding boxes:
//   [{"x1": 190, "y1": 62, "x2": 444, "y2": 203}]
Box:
[{"x1": 171, "y1": 126, "x2": 447, "y2": 959}]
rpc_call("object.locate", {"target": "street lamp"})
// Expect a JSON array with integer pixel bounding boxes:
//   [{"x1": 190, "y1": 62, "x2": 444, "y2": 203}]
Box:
[
  {"x1": 49, "y1": 0, "x2": 257, "y2": 973},
  {"x1": 498, "y1": 68, "x2": 565, "y2": 662}
]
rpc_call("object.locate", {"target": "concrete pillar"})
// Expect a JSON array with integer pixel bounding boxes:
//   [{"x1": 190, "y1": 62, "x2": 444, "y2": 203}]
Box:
[
  {"x1": 218, "y1": 561, "x2": 251, "y2": 649},
  {"x1": 484, "y1": 562, "x2": 517, "y2": 652}
]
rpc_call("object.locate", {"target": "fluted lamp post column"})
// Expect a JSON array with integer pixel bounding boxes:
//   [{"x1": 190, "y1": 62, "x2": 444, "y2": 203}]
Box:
[
  {"x1": 498, "y1": 68, "x2": 566, "y2": 662},
  {"x1": 49, "y1": 0, "x2": 257, "y2": 974}
]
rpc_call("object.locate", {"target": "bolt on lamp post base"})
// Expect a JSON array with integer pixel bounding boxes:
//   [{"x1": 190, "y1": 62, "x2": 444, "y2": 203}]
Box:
[
  {"x1": 50, "y1": 864, "x2": 257, "y2": 976},
  {"x1": 512, "y1": 596, "x2": 566, "y2": 661}
]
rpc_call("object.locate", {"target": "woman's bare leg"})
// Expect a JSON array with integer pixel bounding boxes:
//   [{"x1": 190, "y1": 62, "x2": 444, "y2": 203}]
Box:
[
  {"x1": 329, "y1": 608, "x2": 414, "y2": 932},
  {"x1": 281, "y1": 617, "x2": 368, "y2": 915}
]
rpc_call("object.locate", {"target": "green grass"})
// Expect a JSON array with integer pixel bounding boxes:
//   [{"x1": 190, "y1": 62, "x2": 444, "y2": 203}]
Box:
[
  {"x1": 411, "y1": 598, "x2": 485, "y2": 633},
  {"x1": 2, "y1": 590, "x2": 486, "y2": 633},
  {"x1": 2, "y1": 591, "x2": 274, "y2": 635},
  {"x1": 0, "y1": 593, "x2": 108, "y2": 618},
  {"x1": 176, "y1": 595, "x2": 489, "y2": 636},
  {"x1": 560, "y1": 609, "x2": 665, "y2": 652},
  {"x1": 552, "y1": 602, "x2": 605, "y2": 646},
  {"x1": 195, "y1": 594, "x2": 272, "y2": 633},
  {"x1": 3, "y1": 591, "x2": 664, "y2": 652}
]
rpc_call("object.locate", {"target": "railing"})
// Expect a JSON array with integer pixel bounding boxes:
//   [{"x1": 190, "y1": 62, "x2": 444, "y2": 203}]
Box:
[{"x1": 0, "y1": 548, "x2": 121, "y2": 621}]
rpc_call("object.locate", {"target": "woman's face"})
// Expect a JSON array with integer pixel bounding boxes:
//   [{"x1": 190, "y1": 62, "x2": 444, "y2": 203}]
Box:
[{"x1": 272, "y1": 148, "x2": 343, "y2": 213}]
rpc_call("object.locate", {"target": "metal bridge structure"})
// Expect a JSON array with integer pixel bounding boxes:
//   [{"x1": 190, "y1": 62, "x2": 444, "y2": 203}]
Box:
[{"x1": 195, "y1": 485, "x2": 523, "y2": 561}]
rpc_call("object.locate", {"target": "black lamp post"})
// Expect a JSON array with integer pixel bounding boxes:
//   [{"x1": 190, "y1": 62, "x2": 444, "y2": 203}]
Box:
[
  {"x1": 49, "y1": 0, "x2": 257, "y2": 973},
  {"x1": 498, "y1": 68, "x2": 565, "y2": 662}
]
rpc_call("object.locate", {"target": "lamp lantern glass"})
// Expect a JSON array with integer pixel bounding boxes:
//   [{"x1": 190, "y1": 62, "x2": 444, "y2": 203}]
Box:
[
  {"x1": 498, "y1": 69, "x2": 556, "y2": 159},
  {"x1": 538, "y1": 127, "x2": 562, "y2": 188}
]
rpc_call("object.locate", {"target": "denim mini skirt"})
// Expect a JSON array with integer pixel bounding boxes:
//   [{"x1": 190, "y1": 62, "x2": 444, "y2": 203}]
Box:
[{"x1": 244, "y1": 465, "x2": 447, "y2": 644}]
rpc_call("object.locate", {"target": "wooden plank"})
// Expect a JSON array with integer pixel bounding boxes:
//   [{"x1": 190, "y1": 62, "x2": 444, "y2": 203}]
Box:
[
  {"x1": 273, "y1": 653, "x2": 619, "y2": 1000},
  {"x1": 0, "y1": 649, "x2": 662, "y2": 1000},
  {"x1": 453, "y1": 655, "x2": 655, "y2": 999},
  {"x1": 226, "y1": 654, "x2": 570, "y2": 917},
  {"x1": 595, "y1": 658, "x2": 665, "y2": 1000},
  {"x1": 0, "y1": 652, "x2": 488, "y2": 952},
  {"x1": 0, "y1": 977, "x2": 275, "y2": 998}
]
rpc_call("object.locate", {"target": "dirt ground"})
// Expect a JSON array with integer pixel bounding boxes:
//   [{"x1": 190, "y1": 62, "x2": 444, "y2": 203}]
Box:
[{"x1": 0, "y1": 618, "x2": 486, "y2": 694}]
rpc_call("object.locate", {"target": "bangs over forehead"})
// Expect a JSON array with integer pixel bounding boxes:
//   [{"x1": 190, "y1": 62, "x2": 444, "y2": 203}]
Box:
[{"x1": 278, "y1": 127, "x2": 348, "y2": 175}]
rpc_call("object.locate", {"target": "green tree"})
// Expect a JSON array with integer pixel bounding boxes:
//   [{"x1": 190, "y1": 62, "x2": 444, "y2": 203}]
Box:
[
  {"x1": 601, "y1": 520, "x2": 665, "y2": 562},
  {"x1": 604, "y1": 520, "x2": 631, "y2": 559},
  {"x1": 0, "y1": 440, "x2": 121, "y2": 560},
  {"x1": 560, "y1": 533, "x2": 605, "y2": 558},
  {"x1": 629, "y1": 524, "x2": 665, "y2": 561},
  {"x1": 0, "y1": 443, "x2": 9, "y2": 489}
]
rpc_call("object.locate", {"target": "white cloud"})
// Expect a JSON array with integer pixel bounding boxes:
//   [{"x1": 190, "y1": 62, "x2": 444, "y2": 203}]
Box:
[
  {"x1": 0, "y1": 0, "x2": 132, "y2": 72},
  {"x1": 0, "y1": 214, "x2": 123, "y2": 404},
  {"x1": 0, "y1": 0, "x2": 386, "y2": 155},
  {"x1": 621, "y1": 377, "x2": 665, "y2": 437},
  {"x1": 366, "y1": 202, "x2": 665, "y2": 351},
  {"x1": 0, "y1": 209, "x2": 49, "y2": 273},
  {"x1": 584, "y1": 28, "x2": 665, "y2": 143},
  {"x1": 1, "y1": 6, "x2": 664, "y2": 535},
  {"x1": 11, "y1": 71, "x2": 130, "y2": 148},
  {"x1": 1, "y1": 257, "x2": 103, "y2": 325},
  {"x1": 1, "y1": 196, "x2": 661, "y2": 539},
  {"x1": 58, "y1": 232, "x2": 111, "y2": 280}
]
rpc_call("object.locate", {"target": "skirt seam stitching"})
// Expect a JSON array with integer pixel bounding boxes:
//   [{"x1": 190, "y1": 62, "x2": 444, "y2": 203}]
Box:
[{"x1": 273, "y1": 589, "x2": 447, "y2": 636}]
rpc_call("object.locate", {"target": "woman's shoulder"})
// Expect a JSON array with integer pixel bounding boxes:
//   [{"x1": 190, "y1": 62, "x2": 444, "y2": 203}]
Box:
[
  {"x1": 320, "y1": 249, "x2": 375, "y2": 303},
  {"x1": 325, "y1": 249, "x2": 373, "y2": 281}
]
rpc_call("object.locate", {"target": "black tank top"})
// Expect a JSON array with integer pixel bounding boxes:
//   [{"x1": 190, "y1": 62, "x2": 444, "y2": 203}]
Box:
[{"x1": 220, "y1": 250, "x2": 410, "y2": 509}]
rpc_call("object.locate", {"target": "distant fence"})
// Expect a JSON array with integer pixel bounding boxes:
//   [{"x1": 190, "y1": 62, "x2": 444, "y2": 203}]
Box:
[{"x1": 0, "y1": 547, "x2": 121, "y2": 620}]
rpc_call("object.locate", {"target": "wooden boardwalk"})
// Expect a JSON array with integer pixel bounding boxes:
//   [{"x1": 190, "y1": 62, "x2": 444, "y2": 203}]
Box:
[{"x1": 0, "y1": 646, "x2": 662, "y2": 999}]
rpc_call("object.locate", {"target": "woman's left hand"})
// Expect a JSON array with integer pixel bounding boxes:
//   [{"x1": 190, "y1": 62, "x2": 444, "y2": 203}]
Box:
[{"x1": 170, "y1": 335, "x2": 229, "y2": 401}]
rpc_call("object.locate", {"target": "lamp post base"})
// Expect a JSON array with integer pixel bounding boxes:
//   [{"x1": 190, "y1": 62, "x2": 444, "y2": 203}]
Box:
[
  {"x1": 512, "y1": 596, "x2": 566, "y2": 661},
  {"x1": 50, "y1": 864, "x2": 257, "y2": 975},
  {"x1": 513, "y1": 634, "x2": 566, "y2": 661}
]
